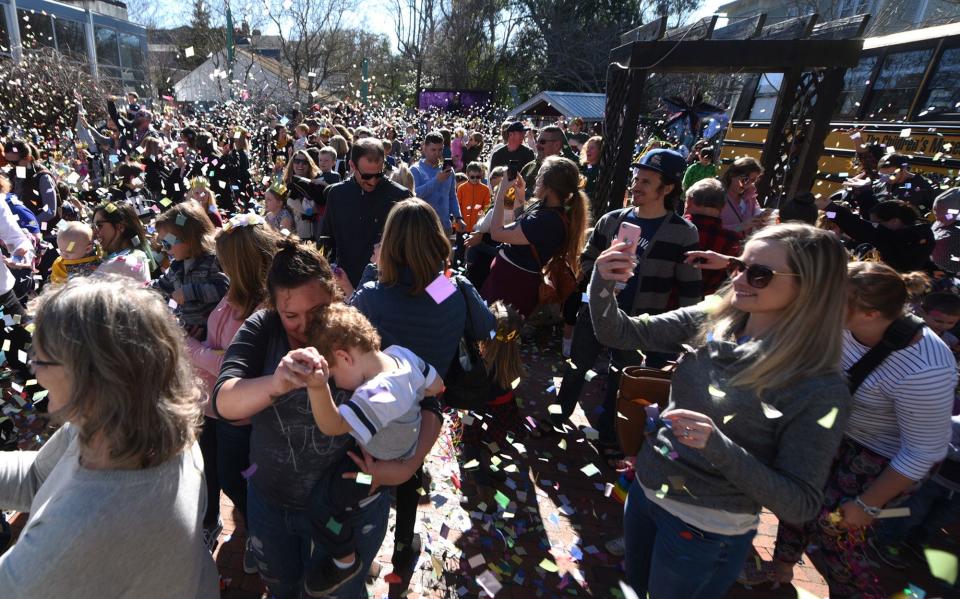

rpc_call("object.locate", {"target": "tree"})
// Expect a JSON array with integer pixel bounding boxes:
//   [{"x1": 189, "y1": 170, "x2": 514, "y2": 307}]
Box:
[
  {"x1": 392, "y1": 0, "x2": 440, "y2": 105},
  {"x1": 510, "y1": 0, "x2": 703, "y2": 93}
]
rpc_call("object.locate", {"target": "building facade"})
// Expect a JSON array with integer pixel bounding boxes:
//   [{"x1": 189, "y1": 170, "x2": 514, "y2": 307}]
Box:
[{"x1": 0, "y1": 0, "x2": 149, "y2": 95}]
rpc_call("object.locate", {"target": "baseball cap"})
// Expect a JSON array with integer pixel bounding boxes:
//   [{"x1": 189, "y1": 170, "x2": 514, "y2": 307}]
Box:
[
  {"x1": 631, "y1": 148, "x2": 686, "y2": 184},
  {"x1": 505, "y1": 121, "x2": 529, "y2": 134}
]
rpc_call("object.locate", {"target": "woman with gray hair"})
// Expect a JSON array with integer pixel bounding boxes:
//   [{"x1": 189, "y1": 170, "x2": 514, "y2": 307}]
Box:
[{"x1": 0, "y1": 277, "x2": 218, "y2": 598}]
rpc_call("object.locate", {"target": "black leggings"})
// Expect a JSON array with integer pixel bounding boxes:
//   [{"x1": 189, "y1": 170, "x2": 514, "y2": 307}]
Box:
[{"x1": 393, "y1": 467, "x2": 423, "y2": 550}]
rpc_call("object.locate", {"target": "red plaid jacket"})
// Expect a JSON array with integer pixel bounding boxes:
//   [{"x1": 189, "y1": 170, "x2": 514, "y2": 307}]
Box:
[{"x1": 687, "y1": 213, "x2": 742, "y2": 295}]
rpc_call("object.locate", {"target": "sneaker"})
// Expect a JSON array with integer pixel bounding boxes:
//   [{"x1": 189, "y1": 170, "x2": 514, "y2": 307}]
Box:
[
  {"x1": 605, "y1": 536, "x2": 625, "y2": 557},
  {"x1": 243, "y1": 538, "x2": 259, "y2": 575},
  {"x1": 866, "y1": 536, "x2": 906, "y2": 569},
  {"x1": 303, "y1": 558, "x2": 362, "y2": 597},
  {"x1": 202, "y1": 520, "x2": 223, "y2": 553}
]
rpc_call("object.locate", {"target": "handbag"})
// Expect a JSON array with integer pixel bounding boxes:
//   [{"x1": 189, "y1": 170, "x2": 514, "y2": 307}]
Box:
[
  {"x1": 442, "y1": 276, "x2": 493, "y2": 411},
  {"x1": 529, "y1": 211, "x2": 578, "y2": 307},
  {"x1": 616, "y1": 365, "x2": 674, "y2": 457}
]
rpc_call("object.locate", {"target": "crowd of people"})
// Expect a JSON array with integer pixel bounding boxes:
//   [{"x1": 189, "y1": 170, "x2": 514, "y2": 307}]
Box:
[{"x1": 0, "y1": 91, "x2": 956, "y2": 599}]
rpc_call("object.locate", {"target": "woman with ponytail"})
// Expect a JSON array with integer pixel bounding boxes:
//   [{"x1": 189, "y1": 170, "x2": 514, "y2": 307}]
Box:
[{"x1": 480, "y1": 155, "x2": 589, "y2": 317}]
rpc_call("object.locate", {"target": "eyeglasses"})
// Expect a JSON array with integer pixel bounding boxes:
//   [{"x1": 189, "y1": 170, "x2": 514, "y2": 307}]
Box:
[
  {"x1": 358, "y1": 171, "x2": 385, "y2": 180},
  {"x1": 727, "y1": 257, "x2": 801, "y2": 289},
  {"x1": 160, "y1": 236, "x2": 181, "y2": 251},
  {"x1": 738, "y1": 175, "x2": 759, "y2": 186},
  {"x1": 27, "y1": 351, "x2": 60, "y2": 372}
]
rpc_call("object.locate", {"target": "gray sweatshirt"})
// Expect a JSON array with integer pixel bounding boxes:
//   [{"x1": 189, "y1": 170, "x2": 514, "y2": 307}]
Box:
[
  {"x1": 590, "y1": 272, "x2": 852, "y2": 525},
  {"x1": 0, "y1": 424, "x2": 219, "y2": 598}
]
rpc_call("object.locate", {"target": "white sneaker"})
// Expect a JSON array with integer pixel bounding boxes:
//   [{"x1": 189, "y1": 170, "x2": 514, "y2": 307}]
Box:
[{"x1": 605, "y1": 536, "x2": 625, "y2": 556}]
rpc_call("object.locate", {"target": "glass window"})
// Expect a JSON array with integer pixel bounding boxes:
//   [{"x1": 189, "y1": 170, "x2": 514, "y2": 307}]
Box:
[
  {"x1": 95, "y1": 25, "x2": 120, "y2": 66},
  {"x1": 18, "y1": 9, "x2": 54, "y2": 50},
  {"x1": 748, "y1": 73, "x2": 782, "y2": 120},
  {"x1": 918, "y1": 46, "x2": 960, "y2": 117},
  {"x1": 119, "y1": 32, "x2": 145, "y2": 72},
  {"x1": 54, "y1": 19, "x2": 87, "y2": 62},
  {"x1": 835, "y1": 55, "x2": 878, "y2": 119},
  {"x1": 865, "y1": 48, "x2": 934, "y2": 120}
]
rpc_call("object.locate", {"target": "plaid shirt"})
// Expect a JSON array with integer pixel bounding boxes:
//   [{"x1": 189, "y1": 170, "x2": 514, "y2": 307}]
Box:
[{"x1": 687, "y1": 213, "x2": 742, "y2": 295}]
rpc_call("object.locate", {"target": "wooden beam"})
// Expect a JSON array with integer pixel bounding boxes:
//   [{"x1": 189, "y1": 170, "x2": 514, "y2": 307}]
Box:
[
  {"x1": 712, "y1": 14, "x2": 766, "y2": 41},
  {"x1": 596, "y1": 65, "x2": 647, "y2": 217},
  {"x1": 809, "y1": 14, "x2": 871, "y2": 40},
  {"x1": 786, "y1": 68, "x2": 847, "y2": 203},
  {"x1": 760, "y1": 14, "x2": 818, "y2": 40},
  {"x1": 619, "y1": 16, "x2": 667, "y2": 46},
  {"x1": 662, "y1": 15, "x2": 719, "y2": 41},
  {"x1": 617, "y1": 39, "x2": 863, "y2": 72},
  {"x1": 757, "y1": 67, "x2": 804, "y2": 205}
]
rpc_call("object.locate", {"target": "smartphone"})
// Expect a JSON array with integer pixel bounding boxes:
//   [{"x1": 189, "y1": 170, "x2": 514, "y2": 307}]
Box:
[
  {"x1": 507, "y1": 160, "x2": 520, "y2": 182},
  {"x1": 615, "y1": 222, "x2": 643, "y2": 248},
  {"x1": 443, "y1": 158, "x2": 454, "y2": 170}
]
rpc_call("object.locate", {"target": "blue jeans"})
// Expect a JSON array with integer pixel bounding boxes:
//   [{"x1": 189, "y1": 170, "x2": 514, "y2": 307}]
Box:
[
  {"x1": 624, "y1": 480, "x2": 756, "y2": 599},
  {"x1": 874, "y1": 478, "x2": 960, "y2": 547},
  {"x1": 246, "y1": 481, "x2": 390, "y2": 599}
]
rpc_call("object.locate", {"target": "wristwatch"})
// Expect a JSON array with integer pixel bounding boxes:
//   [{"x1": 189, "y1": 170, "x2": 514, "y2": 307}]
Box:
[{"x1": 854, "y1": 496, "x2": 882, "y2": 518}]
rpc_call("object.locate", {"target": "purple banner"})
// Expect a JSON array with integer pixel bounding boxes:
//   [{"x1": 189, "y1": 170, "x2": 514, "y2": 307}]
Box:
[{"x1": 418, "y1": 90, "x2": 492, "y2": 111}]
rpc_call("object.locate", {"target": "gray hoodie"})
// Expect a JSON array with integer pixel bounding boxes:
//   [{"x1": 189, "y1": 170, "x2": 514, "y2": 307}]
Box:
[{"x1": 589, "y1": 272, "x2": 852, "y2": 525}]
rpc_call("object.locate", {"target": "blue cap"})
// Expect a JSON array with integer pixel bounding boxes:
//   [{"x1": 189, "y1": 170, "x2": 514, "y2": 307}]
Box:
[{"x1": 631, "y1": 148, "x2": 686, "y2": 183}]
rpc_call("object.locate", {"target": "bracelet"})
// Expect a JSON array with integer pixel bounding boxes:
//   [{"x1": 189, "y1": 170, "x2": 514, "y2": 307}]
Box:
[{"x1": 854, "y1": 496, "x2": 882, "y2": 518}]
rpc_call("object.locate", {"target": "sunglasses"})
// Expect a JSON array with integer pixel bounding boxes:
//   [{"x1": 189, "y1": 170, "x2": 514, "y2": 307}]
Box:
[
  {"x1": 469, "y1": 176, "x2": 481, "y2": 181},
  {"x1": 727, "y1": 257, "x2": 800, "y2": 289},
  {"x1": 292, "y1": 158, "x2": 309, "y2": 165},
  {"x1": 536, "y1": 138, "x2": 560, "y2": 145},
  {"x1": 161, "y1": 235, "x2": 181, "y2": 251},
  {"x1": 358, "y1": 171, "x2": 385, "y2": 180}
]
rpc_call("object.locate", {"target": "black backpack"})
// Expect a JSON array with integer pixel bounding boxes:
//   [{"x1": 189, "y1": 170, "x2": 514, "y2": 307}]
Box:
[{"x1": 846, "y1": 314, "x2": 925, "y2": 394}]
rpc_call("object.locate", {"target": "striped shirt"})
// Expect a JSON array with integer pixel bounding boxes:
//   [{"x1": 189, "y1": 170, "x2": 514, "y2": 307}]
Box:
[
  {"x1": 843, "y1": 327, "x2": 956, "y2": 481},
  {"x1": 582, "y1": 208, "x2": 702, "y2": 315}
]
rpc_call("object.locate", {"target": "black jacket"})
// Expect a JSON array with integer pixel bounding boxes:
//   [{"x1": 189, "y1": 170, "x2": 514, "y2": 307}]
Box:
[
  {"x1": 828, "y1": 202, "x2": 935, "y2": 272},
  {"x1": 318, "y1": 177, "x2": 412, "y2": 286}
]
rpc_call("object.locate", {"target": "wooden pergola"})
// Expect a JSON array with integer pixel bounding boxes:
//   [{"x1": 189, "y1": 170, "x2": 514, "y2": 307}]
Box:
[{"x1": 595, "y1": 13, "x2": 870, "y2": 217}]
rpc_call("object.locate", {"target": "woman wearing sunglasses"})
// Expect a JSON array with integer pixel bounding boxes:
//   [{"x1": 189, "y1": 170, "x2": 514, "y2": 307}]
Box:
[
  {"x1": 720, "y1": 156, "x2": 767, "y2": 234},
  {"x1": 282, "y1": 150, "x2": 329, "y2": 242},
  {"x1": 92, "y1": 201, "x2": 157, "y2": 283},
  {"x1": 589, "y1": 223, "x2": 852, "y2": 598}
]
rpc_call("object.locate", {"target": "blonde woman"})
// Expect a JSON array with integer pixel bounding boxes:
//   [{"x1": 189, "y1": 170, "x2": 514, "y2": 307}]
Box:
[
  {"x1": 0, "y1": 277, "x2": 217, "y2": 597},
  {"x1": 187, "y1": 177, "x2": 222, "y2": 227},
  {"x1": 591, "y1": 223, "x2": 852, "y2": 598}
]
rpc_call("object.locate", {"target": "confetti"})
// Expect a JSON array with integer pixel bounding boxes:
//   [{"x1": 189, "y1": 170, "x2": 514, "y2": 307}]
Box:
[
  {"x1": 580, "y1": 463, "x2": 600, "y2": 477},
  {"x1": 761, "y1": 402, "x2": 783, "y2": 419},
  {"x1": 817, "y1": 407, "x2": 839, "y2": 429},
  {"x1": 425, "y1": 273, "x2": 456, "y2": 304},
  {"x1": 355, "y1": 472, "x2": 372, "y2": 485},
  {"x1": 538, "y1": 558, "x2": 559, "y2": 573}
]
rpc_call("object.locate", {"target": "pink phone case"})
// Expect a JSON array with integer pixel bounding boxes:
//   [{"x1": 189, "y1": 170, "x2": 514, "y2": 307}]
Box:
[{"x1": 616, "y1": 222, "x2": 643, "y2": 248}]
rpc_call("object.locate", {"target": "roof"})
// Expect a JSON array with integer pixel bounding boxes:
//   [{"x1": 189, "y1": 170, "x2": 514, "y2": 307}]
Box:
[{"x1": 508, "y1": 91, "x2": 606, "y2": 121}]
